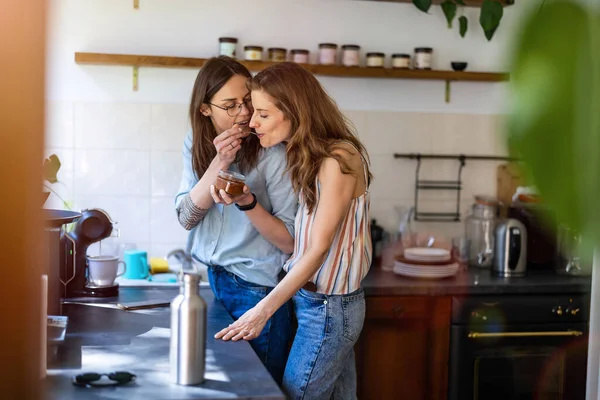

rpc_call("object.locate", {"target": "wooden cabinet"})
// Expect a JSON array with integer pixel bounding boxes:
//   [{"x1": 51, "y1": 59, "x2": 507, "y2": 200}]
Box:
[{"x1": 355, "y1": 296, "x2": 452, "y2": 400}]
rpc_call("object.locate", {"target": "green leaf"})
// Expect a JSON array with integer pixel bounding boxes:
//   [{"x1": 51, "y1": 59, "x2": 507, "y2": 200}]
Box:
[
  {"x1": 506, "y1": 1, "x2": 600, "y2": 246},
  {"x1": 456, "y1": 0, "x2": 466, "y2": 5},
  {"x1": 480, "y1": 0, "x2": 503, "y2": 40},
  {"x1": 441, "y1": 1, "x2": 457, "y2": 28},
  {"x1": 412, "y1": 0, "x2": 432, "y2": 13},
  {"x1": 459, "y1": 15, "x2": 468, "y2": 37},
  {"x1": 43, "y1": 154, "x2": 61, "y2": 184}
]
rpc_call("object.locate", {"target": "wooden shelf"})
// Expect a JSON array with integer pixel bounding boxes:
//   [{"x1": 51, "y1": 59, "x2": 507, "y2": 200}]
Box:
[
  {"x1": 367, "y1": 0, "x2": 514, "y2": 6},
  {"x1": 74, "y1": 52, "x2": 509, "y2": 83}
]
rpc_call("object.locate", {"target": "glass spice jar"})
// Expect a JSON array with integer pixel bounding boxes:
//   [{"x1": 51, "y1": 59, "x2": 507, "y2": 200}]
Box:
[
  {"x1": 218, "y1": 37, "x2": 238, "y2": 58},
  {"x1": 244, "y1": 46, "x2": 263, "y2": 61},
  {"x1": 290, "y1": 49, "x2": 309, "y2": 64},
  {"x1": 366, "y1": 52, "x2": 385, "y2": 68},
  {"x1": 318, "y1": 43, "x2": 338, "y2": 65},
  {"x1": 215, "y1": 170, "x2": 246, "y2": 197},
  {"x1": 414, "y1": 47, "x2": 433, "y2": 70},
  {"x1": 392, "y1": 53, "x2": 411, "y2": 69},
  {"x1": 341, "y1": 45, "x2": 360, "y2": 67},
  {"x1": 268, "y1": 48, "x2": 287, "y2": 62}
]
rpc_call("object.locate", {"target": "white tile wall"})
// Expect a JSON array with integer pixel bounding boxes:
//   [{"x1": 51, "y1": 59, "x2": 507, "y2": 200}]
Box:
[
  {"x1": 151, "y1": 104, "x2": 189, "y2": 151},
  {"x1": 151, "y1": 151, "x2": 183, "y2": 197},
  {"x1": 150, "y1": 197, "x2": 189, "y2": 244},
  {"x1": 45, "y1": 101, "x2": 74, "y2": 149},
  {"x1": 74, "y1": 103, "x2": 152, "y2": 150},
  {"x1": 44, "y1": 101, "x2": 508, "y2": 257},
  {"x1": 73, "y1": 149, "x2": 150, "y2": 197}
]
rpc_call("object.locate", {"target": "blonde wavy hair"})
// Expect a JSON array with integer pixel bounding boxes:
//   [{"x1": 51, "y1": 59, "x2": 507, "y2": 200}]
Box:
[{"x1": 250, "y1": 62, "x2": 372, "y2": 214}]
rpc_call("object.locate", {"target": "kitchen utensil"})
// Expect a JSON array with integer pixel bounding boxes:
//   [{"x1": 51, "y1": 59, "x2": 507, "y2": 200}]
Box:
[
  {"x1": 393, "y1": 261, "x2": 459, "y2": 279},
  {"x1": 123, "y1": 250, "x2": 149, "y2": 279},
  {"x1": 404, "y1": 247, "x2": 451, "y2": 262},
  {"x1": 44, "y1": 209, "x2": 81, "y2": 315},
  {"x1": 465, "y1": 195, "x2": 498, "y2": 269},
  {"x1": 557, "y1": 224, "x2": 583, "y2": 274},
  {"x1": 170, "y1": 272, "x2": 207, "y2": 385},
  {"x1": 87, "y1": 255, "x2": 126, "y2": 287},
  {"x1": 493, "y1": 218, "x2": 527, "y2": 277},
  {"x1": 60, "y1": 208, "x2": 117, "y2": 298},
  {"x1": 508, "y1": 202, "x2": 558, "y2": 271},
  {"x1": 451, "y1": 61, "x2": 468, "y2": 71}
]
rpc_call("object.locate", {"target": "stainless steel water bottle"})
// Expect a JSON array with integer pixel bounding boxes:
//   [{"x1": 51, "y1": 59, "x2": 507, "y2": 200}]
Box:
[{"x1": 170, "y1": 272, "x2": 206, "y2": 385}]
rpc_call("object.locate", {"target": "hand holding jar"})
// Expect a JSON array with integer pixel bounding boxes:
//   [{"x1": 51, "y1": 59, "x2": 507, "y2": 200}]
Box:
[{"x1": 210, "y1": 170, "x2": 254, "y2": 207}]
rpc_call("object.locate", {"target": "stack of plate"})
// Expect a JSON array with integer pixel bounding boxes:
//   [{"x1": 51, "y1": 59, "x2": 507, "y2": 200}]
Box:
[{"x1": 393, "y1": 247, "x2": 459, "y2": 279}]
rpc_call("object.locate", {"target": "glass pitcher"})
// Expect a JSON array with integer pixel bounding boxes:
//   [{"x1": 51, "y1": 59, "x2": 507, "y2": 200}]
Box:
[{"x1": 464, "y1": 195, "x2": 499, "y2": 268}]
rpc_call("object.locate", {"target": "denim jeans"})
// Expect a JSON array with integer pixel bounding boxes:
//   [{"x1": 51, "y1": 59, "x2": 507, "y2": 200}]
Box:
[
  {"x1": 282, "y1": 288, "x2": 366, "y2": 400},
  {"x1": 207, "y1": 265, "x2": 293, "y2": 385}
]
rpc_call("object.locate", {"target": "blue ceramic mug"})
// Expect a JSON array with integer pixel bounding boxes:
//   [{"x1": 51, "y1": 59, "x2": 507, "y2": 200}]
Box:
[{"x1": 123, "y1": 250, "x2": 148, "y2": 279}]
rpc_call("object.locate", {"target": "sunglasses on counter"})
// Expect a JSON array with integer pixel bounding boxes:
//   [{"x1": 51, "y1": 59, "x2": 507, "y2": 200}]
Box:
[{"x1": 72, "y1": 371, "x2": 137, "y2": 388}]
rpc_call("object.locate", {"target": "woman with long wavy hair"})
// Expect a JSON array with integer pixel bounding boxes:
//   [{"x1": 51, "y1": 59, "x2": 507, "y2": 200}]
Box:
[
  {"x1": 175, "y1": 56, "x2": 297, "y2": 385},
  {"x1": 215, "y1": 62, "x2": 373, "y2": 399}
]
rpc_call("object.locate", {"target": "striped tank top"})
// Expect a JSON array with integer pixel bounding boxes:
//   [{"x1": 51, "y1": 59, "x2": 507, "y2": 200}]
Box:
[{"x1": 283, "y1": 143, "x2": 372, "y2": 295}]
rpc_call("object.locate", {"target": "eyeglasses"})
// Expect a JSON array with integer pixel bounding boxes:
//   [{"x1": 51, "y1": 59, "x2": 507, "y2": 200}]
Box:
[
  {"x1": 72, "y1": 371, "x2": 137, "y2": 388},
  {"x1": 209, "y1": 98, "x2": 253, "y2": 117}
]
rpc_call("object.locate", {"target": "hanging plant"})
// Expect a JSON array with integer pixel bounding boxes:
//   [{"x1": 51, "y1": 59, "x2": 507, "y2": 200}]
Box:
[{"x1": 412, "y1": 0, "x2": 506, "y2": 41}]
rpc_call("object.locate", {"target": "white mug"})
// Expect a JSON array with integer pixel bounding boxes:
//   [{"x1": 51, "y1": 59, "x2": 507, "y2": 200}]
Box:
[{"x1": 87, "y1": 255, "x2": 126, "y2": 287}]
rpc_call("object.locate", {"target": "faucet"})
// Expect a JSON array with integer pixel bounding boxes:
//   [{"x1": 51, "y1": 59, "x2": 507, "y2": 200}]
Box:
[
  {"x1": 166, "y1": 249, "x2": 207, "y2": 284},
  {"x1": 167, "y1": 248, "x2": 194, "y2": 271}
]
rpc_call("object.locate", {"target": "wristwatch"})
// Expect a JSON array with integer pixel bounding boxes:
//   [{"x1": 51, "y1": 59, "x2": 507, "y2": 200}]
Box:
[{"x1": 235, "y1": 193, "x2": 257, "y2": 211}]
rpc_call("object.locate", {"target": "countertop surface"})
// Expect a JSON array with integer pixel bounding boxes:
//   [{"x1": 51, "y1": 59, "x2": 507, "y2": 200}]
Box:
[
  {"x1": 44, "y1": 287, "x2": 284, "y2": 400},
  {"x1": 362, "y1": 266, "x2": 592, "y2": 296}
]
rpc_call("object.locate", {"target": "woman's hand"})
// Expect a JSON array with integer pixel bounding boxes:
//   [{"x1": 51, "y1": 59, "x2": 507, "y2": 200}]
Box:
[
  {"x1": 214, "y1": 304, "x2": 270, "y2": 341},
  {"x1": 209, "y1": 184, "x2": 254, "y2": 207},
  {"x1": 213, "y1": 126, "x2": 244, "y2": 166}
]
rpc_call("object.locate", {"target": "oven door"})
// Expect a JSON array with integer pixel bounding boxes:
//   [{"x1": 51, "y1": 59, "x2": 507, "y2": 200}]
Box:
[{"x1": 449, "y1": 323, "x2": 588, "y2": 400}]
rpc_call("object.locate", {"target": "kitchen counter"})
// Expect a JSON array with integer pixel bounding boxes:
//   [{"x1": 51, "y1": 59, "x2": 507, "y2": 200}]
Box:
[
  {"x1": 362, "y1": 267, "x2": 592, "y2": 296},
  {"x1": 44, "y1": 287, "x2": 284, "y2": 400}
]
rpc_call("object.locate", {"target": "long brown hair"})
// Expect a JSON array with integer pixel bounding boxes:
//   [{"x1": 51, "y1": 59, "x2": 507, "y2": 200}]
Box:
[
  {"x1": 189, "y1": 56, "x2": 261, "y2": 178},
  {"x1": 250, "y1": 62, "x2": 372, "y2": 214}
]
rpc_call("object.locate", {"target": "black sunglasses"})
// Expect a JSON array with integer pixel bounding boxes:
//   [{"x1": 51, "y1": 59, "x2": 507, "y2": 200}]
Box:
[{"x1": 72, "y1": 371, "x2": 137, "y2": 388}]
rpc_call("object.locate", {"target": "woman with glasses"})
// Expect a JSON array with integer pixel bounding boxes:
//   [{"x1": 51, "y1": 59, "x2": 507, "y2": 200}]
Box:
[
  {"x1": 214, "y1": 62, "x2": 373, "y2": 399},
  {"x1": 174, "y1": 56, "x2": 297, "y2": 385}
]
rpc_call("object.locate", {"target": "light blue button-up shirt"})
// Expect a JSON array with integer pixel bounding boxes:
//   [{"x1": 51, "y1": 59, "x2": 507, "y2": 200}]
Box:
[{"x1": 175, "y1": 131, "x2": 298, "y2": 287}]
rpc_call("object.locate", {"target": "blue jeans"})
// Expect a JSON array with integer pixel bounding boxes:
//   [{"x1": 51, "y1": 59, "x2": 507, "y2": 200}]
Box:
[
  {"x1": 207, "y1": 266, "x2": 293, "y2": 385},
  {"x1": 282, "y1": 288, "x2": 366, "y2": 400}
]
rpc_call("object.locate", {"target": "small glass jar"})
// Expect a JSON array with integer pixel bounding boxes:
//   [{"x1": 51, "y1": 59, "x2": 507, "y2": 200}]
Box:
[
  {"x1": 244, "y1": 46, "x2": 263, "y2": 61},
  {"x1": 218, "y1": 37, "x2": 238, "y2": 59},
  {"x1": 318, "y1": 43, "x2": 338, "y2": 65},
  {"x1": 268, "y1": 47, "x2": 287, "y2": 62},
  {"x1": 414, "y1": 47, "x2": 433, "y2": 70},
  {"x1": 366, "y1": 52, "x2": 385, "y2": 68},
  {"x1": 290, "y1": 49, "x2": 309, "y2": 64},
  {"x1": 392, "y1": 53, "x2": 411, "y2": 69},
  {"x1": 215, "y1": 170, "x2": 246, "y2": 197},
  {"x1": 341, "y1": 45, "x2": 360, "y2": 67}
]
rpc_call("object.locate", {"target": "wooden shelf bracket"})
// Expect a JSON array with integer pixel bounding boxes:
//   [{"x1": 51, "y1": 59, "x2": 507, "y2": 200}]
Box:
[{"x1": 133, "y1": 66, "x2": 139, "y2": 91}]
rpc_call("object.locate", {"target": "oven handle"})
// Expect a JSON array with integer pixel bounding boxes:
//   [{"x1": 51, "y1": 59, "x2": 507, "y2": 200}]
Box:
[{"x1": 468, "y1": 330, "x2": 584, "y2": 338}]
